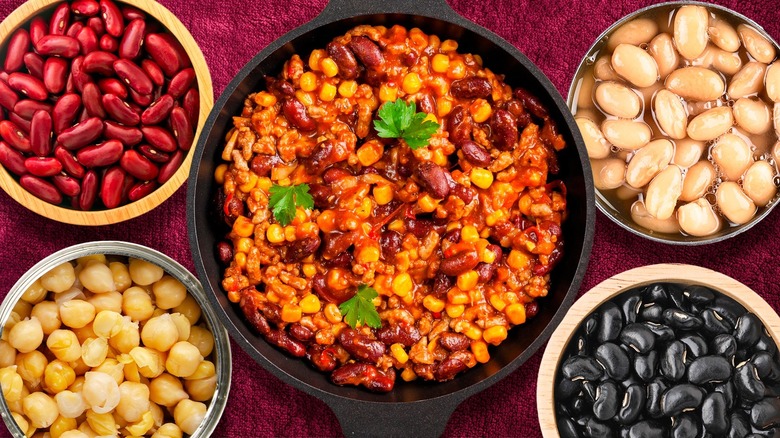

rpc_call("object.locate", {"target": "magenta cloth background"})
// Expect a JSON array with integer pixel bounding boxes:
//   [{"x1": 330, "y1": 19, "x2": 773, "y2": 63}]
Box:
[{"x1": 1, "y1": 0, "x2": 780, "y2": 436}]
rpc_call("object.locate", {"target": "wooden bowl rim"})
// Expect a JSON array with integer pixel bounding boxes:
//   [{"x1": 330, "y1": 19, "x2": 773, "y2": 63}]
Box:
[
  {"x1": 536, "y1": 263, "x2": 780, "y2": 437},
  {"x1": 0, "y1": 0, "x2": 214, "y2": 226}
]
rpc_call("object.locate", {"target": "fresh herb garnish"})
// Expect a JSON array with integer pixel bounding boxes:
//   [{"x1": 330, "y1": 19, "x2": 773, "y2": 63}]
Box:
[
  {"x1": 268, "y1": 183, "x2": 314, "y2": 226},
  {"x1": 339, "y1": 284, "x2": 381, "y2": 329},
  {"x1": 374, "y1": 99, "x2": 440, "y2": 150}
]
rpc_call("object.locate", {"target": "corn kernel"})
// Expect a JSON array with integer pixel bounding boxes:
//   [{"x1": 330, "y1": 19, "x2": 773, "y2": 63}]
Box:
[
  {"x1": 266, "y1": 224, "x2": 285, "y2": 243},
  {"x1": 441, "y1": 39, "x2": 458, "y2": 52},
  {"x1": 480, "y1": 246, "x2": 497, "y2": 264},
  {"x1": 447, "y1": 288, "x2": 469, "y2": 305},
  {"x1": 300, "y1": 295, "x2": 321, "y2": 314},
  {"x1": 470, "y1": 167, "x2": 494, "y2": 189},
  {"x1": 295, "y1": 90, "x2": 314, "y2": 107},
  {"x1": 256, "y1": 176, "x2": 272, "y2": 193},
  {"x1": 281, "y1": 304, "x2": 302, "y2": 323},
  {"x1": 431, "y1": 148, "x2": 447, "y2": 167},
  {"x1": 239, "y1": 173, "x2": 258, "y2": 193},
  {"x1": 308, "y1": 49, "x2": 325, "y2": 71},
  {"x1": 214, "y1": 164, "x2": 228, "y2": 185},
  {"x1": 489, "y1": 294, "x2": 507, "y2": 312},
  {"x1": 507, "y1": 249, "x2": 530, "y2": 270},
  {"x1": 227, "y1": 289, "x2": 240, "y2": 302},
  {"x1": 338, "y1": 80, "x2": 358, "y2": 98},
  {"x1": 357, "y1": 141, "x2": 383, "y2": 167},
  {"x1": 234, "y1": 252, "x2": 246, "y2": 269},
  {"x1": 266, "y1": 290, "x2": 280, "y2": 303},
  {"x1": 461, "y1": 225, "x2": 479, "y2": 243},
  {"x1": 388, "y1": 219, "x2": 404, "y2": 232},
  {"x1": 457, "y1": 270, "x2": 479, "y2": 291},
  {"x1": 379, "y1": 84, "x2": 397, "y2": 102},
  {"x1": 284, "y1": 225, "x2": 297, "y2": 241},
  {"x1": 402, "y1": 72, "x2": 423, "y2": 94},
  {"x1": 436, "y1": 98, "x2": 453, "y2": 117},
  {"x1": 255, "y1": 91, "x2": 277, "y2": 107},
  {"x1": 392, "y1": 273, "x2": 414, "y2": 297},
  {"x1": 232, "y1": 216, "x2": 254, "y2": 238},
  {"x1": 431, "y1": 54, "x2": 450, "y2": 73},
  {"x1": 464, "y1": 324, "x2": 483, "y2": 340},
  {"x1": 324, "y1": 303, "x2": 342, "y2": 323},
  {"x1": 518, "y1": 194, "x2": 533, "y2": 215},
  {"x1": 299, "y1": 72, "x2": 318, "y2": 92},
  {"x1": 320, "y1": 58, "x2": 339, "y2": 77},
  {"x1": 356, "y1": 197, "x2": 373, "y2": 219},
  {"x1": 319, "y1": 82, "x2": 337, "y2": 102},
  {"x1": 472, "y1": 340, "x2": 490, "y2": 363},
  {"x1": 373, "y1": 185, "x2": 394, "y2": 205},
  {"x1": 447, "y1": 59, "x2": 466, "y2": 79},
  {"x1": 390, "y1": 343, "x2": 409, "y2": 364},
  {"x1": 505, "y1": 302, "x2": 526, "y2": 325},
  {"x1": 401, "y1": 367, "x2": 417, "y2": 381},
  {"x1": 423, "y1": 295, "x2": 445, "y2": 313},
  {"x1": 483, "y1": 325, "x2": 508, "y2": 345},
  {"x1": 302, "y1": 263, "x2": 317, "y2": 278},
  {"x1": 293, "y1": 208, "x2": 308, "y2": 226},
  {"x1": 317, "y1": 210, "x2": 337, "y2": 232},
  {"x1": 358, "y1": 246, "x2": 380, "y2": 263},
  {"x1": 470, "y1": 99, "x2": 493, "y2": 123},
  {"x1": 445, "y1": 303, "x2": 465, "y2": 318},
  {"x1": 417, "y1": 194, "x2": 438, "y2": 213},
  {"x1": 236, "y1": 237, "x2": 253, "y2": 254}
]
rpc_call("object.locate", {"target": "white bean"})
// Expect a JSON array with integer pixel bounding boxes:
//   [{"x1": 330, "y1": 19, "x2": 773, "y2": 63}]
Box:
[
  {"x1": 728, "y1": 62, "x2": 767, "y2": 100},
  {"x1": 645, "y1": 165, "x2": 683, "y2": 220},
  {"x1": 673, "y1": 138, "x2": 705, "y2": 168},
  {"x1": 630, "y1": 200, "x2": 681, "y2": 234},
  {"x1": 607, "y1": 17, "x2": 659, "y2": 51},
  {"x1": 595, "y1": 81, "x2": 641, "y2": 119},
  {"x1": 742, "y1": 161, "x2": 777, "y2": 207},
  {"x1": 716, "y1": 181, "x2": 757, "y2": 224},
  {"x1": 594, "y1": 55, "x2": 620, "y2": 81},
  {"x1": 648, "y1": 33, "x2": 680, "y2": 79},
  {"x1": 592, "y1": 158, "x2": 626, "y2": 191},
  {"x1": 665, "y1": 67, "x2": 725, "y2": 101},
  {"x1": 767, "y1": 62, "x2": 780, "y2": 103},
  {"x1": 654, "y1": 89, "x2": 688, "y2": 139},
  {"x1": 678, "y1": 198, "x2": 723, "y2": 237},
  {"x1": 711, "y1": 47, "x2": 743, "y2": 76},
  {"x1": 733, "y1": 97, "x2": 771, "y2": 135},
  {"x1": 626, "y1": 139, "x2": 674, "y2": 188},
  {"x1": 708, "y1": 18, "x2": 741, "y2": 52},
  {"x1": 737, "y1": 24, "x2": 777, "y2": 64},
  {"x1": 711, "y1": 133, "x2": 753, "y2": 181},
  {"x1": 673, "y1": 5, "x2": 709, "y2": 60},
  {"x1": 574, "y1": 74, "x2": 596, "y2": 110},
  {"x1": 687, "y1": 107, "x2": 734, "y2": 141},
  {"x1": 576, "y1": 117, "x2": 611, "y2": 159},
  {"x1": 612, "y1": 44, "x2": 659, "y2": 88},
  {"x1": 680, "y1": 160, "x2": 716, "y2": 202},
  {"x1": 602, "y1": 120, "x2": 652, "y2": 150}
]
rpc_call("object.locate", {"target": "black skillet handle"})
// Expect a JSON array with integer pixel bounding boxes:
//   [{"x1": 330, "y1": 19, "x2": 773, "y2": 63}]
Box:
[
  {"x1": 328, "y1": 397, "x2": 461, "y2": 437},
  {"x1": 314, "y1": 0, "x2": 463, "y2": 24}
]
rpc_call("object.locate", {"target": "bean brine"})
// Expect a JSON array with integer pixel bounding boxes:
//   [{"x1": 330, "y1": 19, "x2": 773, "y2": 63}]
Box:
[
  {"x1": 555, "y1": 282, "x2": 780, "y2": 437},
  {"x1": 571, "y1": 4, "x2": 780, "y2": 237}
]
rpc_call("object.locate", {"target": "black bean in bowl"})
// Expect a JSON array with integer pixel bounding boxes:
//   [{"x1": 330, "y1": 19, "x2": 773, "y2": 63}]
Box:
[{"x1": 554, "y1": 282, "x2": 780, "y2": 437}]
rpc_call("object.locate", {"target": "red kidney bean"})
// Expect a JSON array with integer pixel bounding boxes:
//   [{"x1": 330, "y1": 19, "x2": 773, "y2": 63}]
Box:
[
  {"x1": 76, "y1": 139, "x2": 122, "y2": 168},
  {"x1": 30, "y1": 110, "x2": 52, "y2": 156},
  {"x1": 167, "y1": 68, "x2": 195, "y2": 99},
  {"x1": 29, "y1": 17, "x2": 47, "y2": 45},
  {"x1": 120, "y1": 168, "x2": 134, "y2": 204},
  {"x1": 113, "y1": 59, "x2": 153, "y2": 95},
  {"x1": 100, "y1": 165, "x2": 125, "y2": 208},
  {"x1": 331, "y1": 363, "x2": 395, "y2": 392},
  {"x1": 137, "y1": 144, "x2": 169, "y2": 163},
  {"x1": 338, "y1": 328, "x2": 385, "y2": 363},
  {"x1": 53, "y1": 174, "x2": 81, "y2": 197},
  {"x1": 57, "y1": 117, "x2": 103, "y2": 150},
  {"x1": 182, "y1": 88, "x2": 199, "y2": 127},
  {"x1": 77, "y1": 106, "x2": 90, "y2": 123},
  {"x1": 8, "y1": 73, "x2": 47, "y2": 101},
  {"x1": 81, "y1": 83, "x2": 106, "y2": 118},
  {"x1": 102, "y1": 121, "x2": 141, "y2": 146},
  {"x1": 0, "y1": 80, "x2": 19, "y2": 111},
  {"x1": 0, "y1": 120, "x2": 31, "y2": 152},
  {"x1": 120, "y1": 149, "x2": 158, "y2": 180},
  {"x1": 450, "y1": 77, "x2": 493, "y2": 99},
  {"x1": 102, "y1": 93, "x2": 140, "y2": 125},
  {"x1": 43, "y1": 58, "x2": 69, "y2": 95},
  {"x1": 54, "y1": 146, "x2": 85, "y2": 178},
  {"x1": 0, "y1": 141, "x2": 27, "y2": 176},
  {"x1": 417, "y1": 94, "x2": 435, "y2": 114},
  {"x1": 86, "y1": 17, "x2": 104, "y2": 36},
  {"x1": 21, "y1": 174, "x2": 62, "y2": 204},
  {"x1": 283, "y1": 237, "x2": 322, "y2": 264},
  {"x1": 121, "y1": 5, "x2": 146, "y2": 20},
  {"x1": 70, "y1": 56, "x2": 91, "y2": 93},
  {"x1": 141, "y1": 94, "x2": 174, "y2": 125},
  {"x1": 50, "y1": 3, "x2": 71, "y2": 35},
  {"x1": 72, "y1": 0, "x2": 100, "y2": 16},
  {"x1": 13, "y1": 100, "x2": 51, "y2": 120},
  {"x1": 66, "y1": 22, "x2": 84, "y2": 39},
  {"x1": 5, "y1": 29, "x2": 30, "y2": 73},
  {"x1": 439, "y1": 332, "x2": 470, "y2": 352},
  {"x1": 78, "y1": 169, "x2": 98, "y2": 209},
  {"x1": 434, "y1": 352, "x2": 472, "y2": 381},
  {"x1": 52, "y1": 93, "x2": 82, "y2": 134},
  {"x1": 415, "y1": 161, "x2": 450, "y2": 199},
  {"x1": 514, "y1": 88, "x2": 548, "y2": 120},
  {"x1": 347, "y1": 36, "x2": 384, "y2": 70},
  {"x1": 306, "y1": 345, "x2": 337, "y2": 373},
  {"x1": 460, "y1": 140, "x2": 492, "y2": 166},
  {"x1": 169, "y1": 106, "x2": 193, "y2": 150},
  {"x1": 144, "y1": 33, "x2": 182, "y2": 77},
  {"x1": 99, "y1": 0, "x2": 124, "y2": 37},
  {"x1": 118, "y1": 19, "x2": 145, "y2": 59},
  {"x1": 97, "y1": 78, "x2": 127, "y2": 99},
  {"x1": 127, "y1": 179, "x2": 156, "y2": 201},
  {"x1": 157, "y1": 150, "x2": 183, "y2": 184},
  {"x1": 282, "y1": 98, "x2": 316, "y2": 131},
  {"x1": 439, "y1": 249, "x2": 479, "y2": 276},
  {"x1": 83, "y1": 50, "x2": 118, "y2": 76},
  {"x1": 8, "y1": 112, "x2": 31, "y2": 134},
  {"x1": 35, "y1": 35, "x2": 80, "y2": 58},
  {"x1": 98, "y1": 34, "x2": 118, "y2": 52},
  {"x1": 141, "y1": 125, "x2": 176, "y2": 152},
  {"x1": 25, "y1": 156, "x2": 62, "y2": 177},
  {"x1": 74, "y1": 27, "x2": 98, "y2": 55},
  {"x1": 140, "y1": 59, "x2": 164, "y2": 87},
  {"x1": 490, "y1": 108, "x2": 518, "y2": 151},
  {"x1": 23, "y1": 53, "x2": 44, "y2": 79},
  {"x1": 376, "y1": 323, "x2": 421, "y2": 347},
  {"x1": 326, "y1": 42, "x2": 358, "y2": 79},
  {"x1": 447, "y1": 105, "x2": 473, "y2": 144},
  {"x1": 128, "y1": 88, "x2": 152, "y2": 106}
]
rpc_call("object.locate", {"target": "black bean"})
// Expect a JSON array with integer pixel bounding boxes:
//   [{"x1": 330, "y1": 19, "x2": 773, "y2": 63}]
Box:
[
  {"x1": 597, "y1": 302, "x2": 624, "y2": 343},
  {"x1": 562, "y1": 355, "x2": 604, "y2": 382},
  {"x1": 569, "y1": 393, "x2": 589, "y2": 416},
  {"x1": 584, "y1": 315, "x2": 599, "y2": 337},
  {"x1": 661, "y1": 340, "x2": 687, "y2": 381},
  {"x1": 712, "y1": 333, "x2": 739, "y2": 361},
  {"x1": 574, "y1": 334, "x2": 589, "y2": 356},
  {"x1": 661, "y1": 384, "x2": 705, "y2": 416},
  {"x1": 617, "y1": 384, "x2": 645, "y2": 425},
  {"x1": 729, "y1": 411, "x2": 752, "y2": 438},
  {"x1": 635, "y1": 350, "x2": 659, "y2": 382},
  {"x1": 643, "y1": 322, "x2": 675, "y2": 343},
  {"x1": 582, "y1": 381, "x2": 598, "y2": 402},
  {"x1": 619, "y1": 323, "x2": 656, "y2": 354},
  {"x1": 735, "y1": 314, "x2": 763, "y2": 348},
  {"x1": 672, "y1": 413, "x2": 699, "y2": 438},
  {"x1": 646, "y1": 378, "x2": 667, "y2": 418},
  {"x1": 751, "y1": 397, "x2": 780, "y2": 430},
  {"x1": 627, "y1": 420, "x2": 664, "y2": 438},
  {"x1": 558, "y1": 416, "x2": 580, "y2": 438},
  {"x1": 710, "y1": 297, "x2": 747, "y2": 326},
  {"x1": 662, "y1": 308, "x2": 703, "y2": 331},
  {"x1": 702, "y1": 308, "x2": 734, "y2": 336},
  {"x1": 753, "y1": 352, "x2": 780, "y2": 382},
  {"x1": 584, "y1": 417, "x2": 613, "y2": 438},
  {"x1": 593, "y1": 380, "x2": 621, "y2": 421},
  {"x1": 667, "y1": 284, "x2": 686, "y2": 311},
  {"x1": 621, "y1": 295, "x2": 642, "y2": 324},
  {"x1": 640, "y1": 303, "x2": 664, "y2": 323},
  {"x1": 679, "y1": 333, "x2": 708, "y2": 358},
  {"x1": 702, "y1": 392, "x2": 730, "y2": 435},
  {"x1": 735, "y1": 362, "x2": 767, "y2": 403},
  {"x1": 716, "y1": 380, "x2": 737, "y2": 410},
  {"x1": 556, "y1": 377, "x2": 580, "y2": 400},
  {"x1": 755, "y1": 335, "x2": 778, "y2": 357},
  {"x1": 684, "y1": 285, "x2": 715, "y2": 307},
  {"x1": 595, "y1": 342, "x2": 630, "y2": 380},
  {"x1": 687, "y1": 355, "x2": 732, "y2": 384},
  {"x1": 642, "y1": 283, "x2": 669, "y2": 304}
]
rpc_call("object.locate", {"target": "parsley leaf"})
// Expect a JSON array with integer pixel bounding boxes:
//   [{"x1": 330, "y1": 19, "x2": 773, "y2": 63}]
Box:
[
  {"x1": 374, "y1": 99, "x2": 440, "y2": 150},
  {"x1": 339, "y1": 284, "x2": 381, "y2": 329},
  {"x1": 268, "y1": 183, "x2": 314, "y2": 226}
]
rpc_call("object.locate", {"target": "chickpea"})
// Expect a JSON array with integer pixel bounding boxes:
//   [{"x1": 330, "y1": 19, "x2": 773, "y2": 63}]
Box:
[
  {"x1": 78, "y1": 261, "x2": 115, "y2": 294},
  {"x1": 85, "y1": 409, "x2": 117, "y2": 435},
  {"x1": 185, "y1": 360, "x2": 216, "y2": 381},
  {"x1": 7, "y1": 384, "x2": 29, "y2": 414},
  {"x1": 40, "y1": 262, "x2": 76, "y2": 293},
  {"x1": 21, "y1": 279, "x2": 48, "y2": 304},
  {"x1": 173, "y1": 399, "x2": 207, "y2": 435},
  {"x1": 50, "y1": 415, "x2": 78, "y2": 438},
  {"x1": 47, "y1": 330, "x2": 82, "y2": 363},
  {"x1": 122, "y1": 287, "x2": 155, "y2": 322},
  {"x1": 12, "y1": 300, "x2": 32, "y2": 319},
  {"x1": 59, "y1": 300, "x2": 96, "y2": 329},
  {"x1": 83, "y1": 371, "x2": 120, "y2": 414},
  {"x1": 81, "y1": 338, "x2": 109, "y2": 367},
  {"x1": 77, "y1": 254, "x2": 107, "y2": 266},
  {"x1": 59, "y1": 430, "x2": 90, "y2": 438},
  {"x1": 44, "y1": 359, "x2": 76, "y2": 394},
  {"x1": 32, "y1": 301, "x2": 61, "y2": 335},
  {"x1": 170, "y1": 313, "x2": 191, "y2": 342},
  {"x1": 87, "y1": 291, "x2": 123, "y2": 314},
  {"x1": 22, "y1": 391, "x2": 59, "y2": 428},
  {"x1": 185, "y1": 374, "x2": 217, "y2": 402},
  {"x1": 173, "y1": 295, "x2": 201, "y2": 325},
  {"x1": 152, "y1": 423, "x2": 183, "y2": 438},
  {"x1": 9, "y1": 317, "x2": 44, "y2": 353},
  {"x1": 10, "y1": 411, "x2": 29, "y2": 435},
  {"x1": 126, "y1": 410, "x2": 155, "y2": 436},
  {"x1": 108, "y1": 317, "x2": 140, "y2": 354},
  {"x1": 152, "y1": 275, "x2": 187, "y2": 309},
  {"x1": 71, "y1": 357, "x2": 91, "y2": 376},
  {"x1": 187, "y1": 325, "x2": 215, "y2": 358},
  {"x1": 16, "y1": 350, "x2": 47, "y2": 390},
  {"x1": 120, "y1": 355, "x2": 141, "y2": 383},
  {"x1": 149, "y1": 373, "x2": 189, "y2": 407},
  {"x1": 165, "y1": 342, "x2": 203, "y2": 378},
  {"x1": 115, "y1": 381, "x2": 151, "y2": 423},
  {"x1": 91, "y1": 358, "x2": 124, "y2": 386},
  {"x1": 68, "y1": 376, "x2": 85, "y2": 392},
  {"x1": 109, "y1": 262, "x2": 132, "y2": 293},
  {"x1": 92, "y1": 310, "x2": 124, "y2": 339},
  {"x1": 78, "y1": 421, "x2": 98, "y2": 436},
  {"x1": 55, "y1": 390, "x2": 88, "y2": 419},
  {"x1": 128, "y1": 258, "x2": 164, "y2": 286},
  {"x1": 142, "y1": 314, "x2": 180, "y2": 352},
  {"x1": 0, "y1": 339, "x2": 17, "y2": 367},
  {"x1": 149, "y1": 401, "x2": 164, "y2": 428},
  {"x1": 129, "y1": 347, "x2": 166, "y2": 378},
  {"x1": 0, "y1": 365, "x2": 24, "y2": 402}
]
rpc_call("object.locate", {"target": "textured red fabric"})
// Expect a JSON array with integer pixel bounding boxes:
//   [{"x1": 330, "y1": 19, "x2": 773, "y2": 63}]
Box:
[{"x1": 0, "y1": 0, "x2": 779, "y2": 436}]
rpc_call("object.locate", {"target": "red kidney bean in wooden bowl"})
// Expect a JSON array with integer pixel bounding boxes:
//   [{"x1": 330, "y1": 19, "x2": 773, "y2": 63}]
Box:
[{"x1": 0, "y1": 0, "x2": 210, "y2": 223}]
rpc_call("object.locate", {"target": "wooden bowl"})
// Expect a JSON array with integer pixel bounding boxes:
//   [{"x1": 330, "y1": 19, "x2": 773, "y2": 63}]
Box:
[
  {"x1": 0, "y1": 0, "x2": 213, "y2": 225},
  {"x1": 536, "y1": 263, "x2": 780, "y2": 437}
]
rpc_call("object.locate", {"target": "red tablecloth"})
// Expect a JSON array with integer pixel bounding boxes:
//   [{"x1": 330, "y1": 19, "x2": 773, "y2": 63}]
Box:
[{"x1": 1, "y1": 0, "x2": 780, "y2": 436}]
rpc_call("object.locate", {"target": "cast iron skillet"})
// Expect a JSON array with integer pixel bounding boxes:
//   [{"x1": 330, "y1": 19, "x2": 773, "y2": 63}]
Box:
[{"x1": 187, "y1": 0, "x2": 595, "y2": 435}]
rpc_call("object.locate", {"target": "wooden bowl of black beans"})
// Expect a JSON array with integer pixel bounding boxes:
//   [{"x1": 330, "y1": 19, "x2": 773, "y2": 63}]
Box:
[{"x1": 537, "y1": 264, "x2": 780, "y2": 437}]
